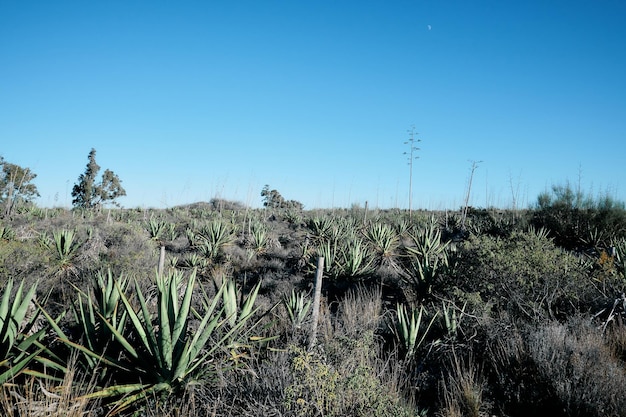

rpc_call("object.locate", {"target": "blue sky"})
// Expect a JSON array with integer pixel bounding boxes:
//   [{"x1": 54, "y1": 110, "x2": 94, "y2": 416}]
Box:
[{"x1": 2, "y1": 1, "x2": 625, "y2": 209}]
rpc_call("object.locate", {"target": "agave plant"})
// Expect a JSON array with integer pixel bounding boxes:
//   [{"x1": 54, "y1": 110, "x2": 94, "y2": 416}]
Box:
[
  {"x1": 179, "y1": 253, "x2": 209, "y2": 271},
  {"x1": 403, "y1": 223, "x2": 452, "y2": 298},
  {"x1": 248, "y1": 222, "x2": 269, "y2": 253},
  {"x1": 339, "y1": 238, "x2": 376, "y2": 278},
  {"x1": 50, "y1": 229, "x2": 82, "y2": 276},
  {"x1": 284, "y1": 289, "x2": 312, "y2": 330},
  {"x1": 0, "y1": 224, "x2": 15, "y2": 241},
  {"x1": 194, "y1": 219, "x2": 235, "y2": 262},
  {"x1": 46, "y1": 270, "x2": 258, "y2": 414},
  {"x1": 395, "y1": 303, "x2": 438, "y2": 360},
  {"x1": 145, "y1": 216, "x2": 169, "y2": 243},
  {"x1": 612, "y1": 238, "x2": 626, "y2": 281},
  {"x1": 222, "y1": 278, "x2": 261, "y2": 328},
  {"x1": 307, "y1": 216, "x2": 337, "y2": 243},
  {"x1": 364, "y1": 222, "x2": 400, "y2": 268},
  {"x1": 0, "y1": 278, "x2": 64, "y2": 384},
  {"x1": 316, "y1": 238, "x2": 375, "y2": 280},
  {"x1": 441, "y1": 300, "x2": 468, "y2": 341}
]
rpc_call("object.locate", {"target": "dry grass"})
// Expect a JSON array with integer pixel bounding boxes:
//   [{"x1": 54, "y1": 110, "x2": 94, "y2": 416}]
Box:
[
  {"x1": 1, "y1": 355, "x2": 101, "y2": 417},
  {"x1": 439, "y1": 350, "x2": 486, "y2": 417}
]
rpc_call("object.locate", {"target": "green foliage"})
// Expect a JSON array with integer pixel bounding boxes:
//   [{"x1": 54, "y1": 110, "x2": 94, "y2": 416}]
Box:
[
  {"x1": 532, "y1": 182, "x2": 626, "y2": 250},
  {"x1": 0, "y1": 157, "x2": 39, "y2": 217},
  {"x1": 441, "y1": 300, "x2": 468, "y2": 341},
  {"x1": 261, "y1": 184, "x2": 303, "y2": 210},
  {"x1": 402, "y1": 222, "x2": 453, "y2": 299},
  {"x1": 284, "y1": 345, "x2": 340, "y2": 416},
  {"x1": 146, "y1": 216, "x2": 171, "y2": 243},
  {"x1": 284, "y1": 289, "x2": 312, "y2": 330},
  {"x1": 364, "y1": 222, "x2": 400, "y2": 267},
  {"x1": 453, "y1": 229, "x2": 599, "y2": 320},
  {"x1": 317, "y1": 237, "x2": 376, "y2": 280},
  {"x1": 46, "y1": 269, "x2": 259, "y2": 414},
  {"x1": 194, "y1": 219, "x2": 235, "y2": 262},
  {"x1": 45, "y1": 229, "x2": 82, "y2": 277},
  {"x1": 222, "y1": 278, "x2": 261, "y2": 328},
  {"x1": 0, "y1": 278, "x2": 63, "y2": 384},
  {"x1": 72, "y1": 148, "x2": 126, "y2": 209},
  {"x1": 248, "y1": 221, "x2": 269, "y2": 253},
  {"x1": 0, "y1": 224, "x2": 15, "y2": 241},
  {"x1": 394, "y1": 303, "x2": 438, "y2": 360}
]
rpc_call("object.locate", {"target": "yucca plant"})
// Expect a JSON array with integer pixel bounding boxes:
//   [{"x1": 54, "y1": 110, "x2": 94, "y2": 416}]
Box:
[
  {"x1": 284, "y1": 289, "x2": 312, "y2": 330},
  {"x1": 395, "y1": 303, "x2": 438, "y2": 361}
]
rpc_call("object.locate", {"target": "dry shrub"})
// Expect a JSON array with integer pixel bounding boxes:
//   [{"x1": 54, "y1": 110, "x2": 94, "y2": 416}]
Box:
[
  {"x1": 335, "y1": 285, "x2": 383, "y2": 337},
  {"x1": 439, "y1": 351, "x2": 487, "y2": 417},
  {"x1": 528, "y1": 318, "x2": 626, "y2": 417}
]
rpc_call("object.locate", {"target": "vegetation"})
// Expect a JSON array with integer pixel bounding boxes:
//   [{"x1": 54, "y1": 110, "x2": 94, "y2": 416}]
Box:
[
  {"x1": 0, "y1": 156, "x2": 39, "y2": 217},
  {"x1": 72, "y1": 148, "x2": 126, "y2": 209},
  {"x1": 0, "y1": 180, "x2": 625, "y2": 416}
]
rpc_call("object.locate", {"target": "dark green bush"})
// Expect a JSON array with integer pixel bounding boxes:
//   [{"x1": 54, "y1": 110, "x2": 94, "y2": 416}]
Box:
[
  {"x1": 531, "y1": 183, "x2": 626, "y2": 251},
  {"x1": 450, "y1": 229, "x2": 604, "y2": 321}
]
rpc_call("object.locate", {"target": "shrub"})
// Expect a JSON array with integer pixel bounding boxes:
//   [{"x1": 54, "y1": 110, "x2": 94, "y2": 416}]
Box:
[
  {"x1": 451, "y1": 229, "x2": 600, "y2": 321},
  {"x1": 532, "y1": 183, "x2": 626, "y2": 251},
  {"x1": 528, "y1": 318, "x2": 626, "y2": 417}
]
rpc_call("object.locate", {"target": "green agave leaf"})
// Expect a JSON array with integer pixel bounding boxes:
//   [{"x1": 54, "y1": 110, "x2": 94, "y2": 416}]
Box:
[
  {"x1": 171, "y1": 271, "x2": 196, "y2": 364},
  {"x1": 0, "y1": 347, "x2": 42, "y2": 384},
  {"x1": 239, "y1": 281, "x2": 261, "y2": 323},
  {"x1": 133, "y1": 278, "x2": 161, "y2": 367},
  {"x1": 0, "y1": 278, "x2": 15, "y2": 346},
  {"x1": 96, "y1": 309, "x2": 139, "y2": 359}
]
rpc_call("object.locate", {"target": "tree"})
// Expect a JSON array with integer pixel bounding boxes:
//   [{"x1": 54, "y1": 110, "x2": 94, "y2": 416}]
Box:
[
  {"x1": 261, "y1": 185, "x2": 285, "y2": 209},
  {"x1": 0, "y1": 156, "x2": 39, "y2": 217},
  {"x1": 261, "y1": 185, "x2": 303, "y2": 210},
  {"x1": 72, "y1": 149, "x2": 126, "y2": 209}
]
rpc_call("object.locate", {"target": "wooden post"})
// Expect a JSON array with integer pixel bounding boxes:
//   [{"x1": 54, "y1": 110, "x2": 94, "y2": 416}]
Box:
[
  {"x1": 158, "y1": 245, "x2": 166, "y2": 277},
  {"x1": 309, "y1": 256, "x2": 324, "y2": 351}
]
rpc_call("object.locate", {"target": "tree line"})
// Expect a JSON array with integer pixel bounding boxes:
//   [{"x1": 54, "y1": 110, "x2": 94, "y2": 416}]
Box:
[{"x1": 0, "y1": 148, "x2": 125, "y2": 217}]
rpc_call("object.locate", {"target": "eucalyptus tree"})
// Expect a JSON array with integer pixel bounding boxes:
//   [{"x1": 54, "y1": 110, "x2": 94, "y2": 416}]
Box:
[
  {"x1": 0, "y1": 156, "x2": 39, "y2": 217},
  {"x1": 71, "y1": 148, "x2": 126, "y2": 210}
]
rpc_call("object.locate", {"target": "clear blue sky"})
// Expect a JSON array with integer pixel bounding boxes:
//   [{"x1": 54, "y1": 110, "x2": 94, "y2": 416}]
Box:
[{"x1": 2, "y1": 0, "x2": 625, "y2": 210}]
